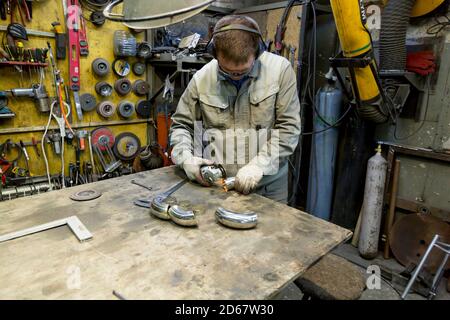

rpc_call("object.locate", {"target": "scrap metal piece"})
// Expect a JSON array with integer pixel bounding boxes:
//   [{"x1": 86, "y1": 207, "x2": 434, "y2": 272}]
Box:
[
  {"x1": 215, "y1": 207, "x2": 258, "y2": 229},
  {"x1": 168, "y1": 205, "x2": 198, "y2": 227},
  {"x1": 0, "y1": 216, "x2": 92, "y2": 243},
  {"x1": 70, "y1": 190, "x2": 102, "y2": 201},
  {"x1": 390, "y1": 213, "x2": 450, "y2": 273}
]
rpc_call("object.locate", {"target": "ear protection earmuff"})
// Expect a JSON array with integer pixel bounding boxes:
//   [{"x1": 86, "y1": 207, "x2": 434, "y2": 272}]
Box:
[{"x1": 206, "y1": 16, "x2": 267, "y2": 59}]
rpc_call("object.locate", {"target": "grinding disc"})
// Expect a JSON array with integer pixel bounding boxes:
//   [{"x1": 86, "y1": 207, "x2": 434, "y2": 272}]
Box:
[
  {"x1": 95, "y1": 81, "x2": 113, "y2": 97},
  {"x1": 390, "y1": 213, "x2": 450, "y2": 273},
  {"x1": 70, "y1": 189, "x2": 102, "y2": 201},
  {"x1": 117, "y1": 101, "x2": 135, "y2": 118},
  {"x1": 137, "y1": 42, "x2": 152, "y2": 59},
  {"x1": 113, "y1": 132, "x2": 141, "y2": 161},
  {"x1": 114, "y1": 78, "x2": 132, "y2": 96},
  {"x1": 90, "y1": 11, "x2": 106, "y2": 26},
  {"x1": 112, "y1": 58, "x2": 131, "y2": 77},
  {"x1": 132, "y1": 62, "x2": 146, "y2": 76},
  {"x1": 136, "y1": 99, "x2": 152, "y2": 117},
  {"x1": 97, "y1": 101, "x2": 116, "y2": 118},
  {"x1": 80, "y1": 93, "x2": 97, "y2": 112},
  {"x1": 91, "y1": 126, "x2": 115, "y2": 152},
  {"x1": 92, "y1": 58, "x2": 110, "y2": 77},
  {"x1": 132, "y1": 79, "x2": 150, "y2": 96}
]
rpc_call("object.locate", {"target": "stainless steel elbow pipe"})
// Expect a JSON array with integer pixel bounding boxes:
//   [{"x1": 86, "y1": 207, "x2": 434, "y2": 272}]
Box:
[
  {"x1": 215, "y1": 207, "x2": 258, "y2": 229},
  {"x1": 168, "y1": 205, "x2": 198, "y2": 227},
  {"x1": 150, "y1": 196, "x2": 197, "y2": 227}
]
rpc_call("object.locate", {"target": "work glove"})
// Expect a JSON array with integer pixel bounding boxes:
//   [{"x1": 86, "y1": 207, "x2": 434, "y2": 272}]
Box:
[
  {"x1": 235, "y1": 163, "x2": 264, "y2": 195},
  {"x1": 407, "y1": 51, "x2": 436, "y2": 76},
  {"x1": 182, "y1": 156, "x2": 214, "y2": 186}
]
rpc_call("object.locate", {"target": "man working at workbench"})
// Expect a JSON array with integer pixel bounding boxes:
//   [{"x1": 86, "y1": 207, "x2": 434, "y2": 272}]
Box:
[{"x1": 169, "y1": 15, "x2": 301, "y2": 203}]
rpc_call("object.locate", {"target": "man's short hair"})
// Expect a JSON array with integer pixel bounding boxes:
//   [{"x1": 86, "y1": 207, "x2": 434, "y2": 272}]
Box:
[{"x1": 213, "y1": 15, "x2": 261, "y2": 64}]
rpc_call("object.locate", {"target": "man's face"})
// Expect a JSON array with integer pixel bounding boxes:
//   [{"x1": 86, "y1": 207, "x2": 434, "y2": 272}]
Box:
[{"x1": 217, "y1": 53, "x2": 255, "y2": 81}]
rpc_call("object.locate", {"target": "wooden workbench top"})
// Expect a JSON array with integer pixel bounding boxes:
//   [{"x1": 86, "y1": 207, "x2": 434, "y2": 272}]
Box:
[{"x1": 0, "y1": 166, "x2": 351, "y2": 300}]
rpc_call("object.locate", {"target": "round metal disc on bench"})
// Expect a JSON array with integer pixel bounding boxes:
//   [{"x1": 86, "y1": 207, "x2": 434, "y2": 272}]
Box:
[
  {"x1": 136, "y1": 99, "x2": 152, "y2": 117},
  {"x1": 97, "y1": 101, "x2": 116, "y2": 118},
  {"x1": 113, "y1": 132, "x2": 141, "y2": 161},
  {"x1": 70, "y1": 189, "x2": 102, "y2": 201},
  {"x1": 80, "y1": 93, "x2": 97, "y2": 112},
  {"x1": 95, "y1": 81, "x2": 113, "y2": 97},
  {"x1": 114, "y1": 78, "x2": 132, "y2": 96},
  {"x1": 132, "y1": 62, "x2": 146, "y2": 76},
  {"x1": 132, "y1": 79, "x2": 150, "y2": 96},
  {"x1": 118, "y1": 101, "x2": 135, "y2": 118},
  {"x1": 92, "y1": 58, "x2": 110, "y2": 77}
]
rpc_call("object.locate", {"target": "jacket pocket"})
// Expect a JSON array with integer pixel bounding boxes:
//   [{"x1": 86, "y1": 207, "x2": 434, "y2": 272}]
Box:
[
  {"x1": 199, "y1": 94, "x2": 231, "y2": 129},
  {"x1": 250, "y1": 84, "x2": 279, "y2": 129}
]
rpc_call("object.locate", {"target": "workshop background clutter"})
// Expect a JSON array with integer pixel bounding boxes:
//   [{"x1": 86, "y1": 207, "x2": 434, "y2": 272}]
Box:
[{"x1": 0, "y1": 1, "x2": 152, "y2": 193}]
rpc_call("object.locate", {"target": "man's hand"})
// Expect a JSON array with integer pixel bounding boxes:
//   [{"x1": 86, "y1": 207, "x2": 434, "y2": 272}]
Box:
[
  {"x1": 182, "y1": 156, "x2": 214, "y2": 186},
  {"x1": 235, "y1": 164, "x2": 264, "y2": 195}
]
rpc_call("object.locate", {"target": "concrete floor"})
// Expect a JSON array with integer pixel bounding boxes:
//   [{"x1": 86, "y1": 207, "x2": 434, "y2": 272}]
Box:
[{"x1": 272, "y1": 243, "x2": 450, "y2": 300}]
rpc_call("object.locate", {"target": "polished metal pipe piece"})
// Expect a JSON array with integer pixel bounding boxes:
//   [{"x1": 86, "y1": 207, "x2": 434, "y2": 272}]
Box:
[
  {"x1": 200, "y1": 164, "x2": 226, "y2": 186},
  {"x1": 222, "y1": 177, "x2": 235, "y2": 192},
  {"x1": 150, "y1": 195, "x2": 171, "y2": 220},
  {"x1": 215, "y1": 207, "x2": 258, "y2": 229},
  {"x1": 168, "y1": 205, "x2": 198, "y2": 227}
]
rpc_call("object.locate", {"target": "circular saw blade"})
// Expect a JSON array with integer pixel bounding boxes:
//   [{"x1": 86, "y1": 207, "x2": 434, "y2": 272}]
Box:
[
  {"x1": 113, "y1": 132, "x2": 141, "y2": 161},
  {"x1": 91, "y1": 127, "x2": 115, "y2": 152},
  {"x1": 390, "y1": 213, "x2": 450, "y2": 274}
]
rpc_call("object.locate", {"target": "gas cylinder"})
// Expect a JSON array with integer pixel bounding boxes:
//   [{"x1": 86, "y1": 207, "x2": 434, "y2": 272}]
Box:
[
  {"x1": 358, "y1": 145, "x2": 388, "y2": 259},
  {"x1": 306, "y1": 77, "x2": 343, "y2": 221}
]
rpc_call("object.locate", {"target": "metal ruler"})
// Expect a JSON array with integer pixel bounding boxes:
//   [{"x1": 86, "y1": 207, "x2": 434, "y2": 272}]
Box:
[
  {"x1": 66, "y1": 0, "x2": 82, "y2": 120},
  {"x1": 0, "y1": 216, "x2": 92, "y2": 243}
]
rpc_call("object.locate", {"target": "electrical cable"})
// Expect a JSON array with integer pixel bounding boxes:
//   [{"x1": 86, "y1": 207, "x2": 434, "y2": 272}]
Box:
[
  {"x1": 42, "y1": 100, "x2": 55, "y2": 189},
  {"x1": 427, "y1": 13, "x2": 450, "y2": 36}
]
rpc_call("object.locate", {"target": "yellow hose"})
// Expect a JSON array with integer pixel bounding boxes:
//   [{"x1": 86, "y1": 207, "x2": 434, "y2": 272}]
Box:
[{"x1": 330, "y1": 0, "x2": 380, "y2": 103}]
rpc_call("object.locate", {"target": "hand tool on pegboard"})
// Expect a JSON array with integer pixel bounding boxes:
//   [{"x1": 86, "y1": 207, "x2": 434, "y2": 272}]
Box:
[
  {"x1": 51, "y1": 22, "x2": 66, "y2": 60},
  {"x1": 66, "y1": 0, "x2": 83, "y2": 121},
  {"x1": 79, "y1": 7, "x2": 89, "y2": 56}
]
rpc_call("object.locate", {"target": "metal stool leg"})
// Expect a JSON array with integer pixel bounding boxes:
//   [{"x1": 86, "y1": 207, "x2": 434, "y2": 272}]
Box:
[
  {"x1": 401, "y1": 234, "x2": 440, "y2": 299},
  {"x1": 428, "y1": 252, "x2": 449, "y2": 299}
]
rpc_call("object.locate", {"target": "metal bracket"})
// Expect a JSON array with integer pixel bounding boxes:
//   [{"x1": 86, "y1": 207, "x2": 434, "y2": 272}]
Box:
[{"x1": 0, "y1": 216, "x2": 93, "y2": 243}]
